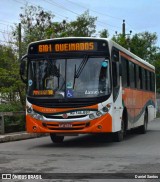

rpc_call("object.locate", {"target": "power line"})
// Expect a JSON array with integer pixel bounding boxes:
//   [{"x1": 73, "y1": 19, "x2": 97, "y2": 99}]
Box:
[
  {"x1": 1, "y1": 0, "x2": 135, "y2": 41},
  {"x1": 49, "y1": 0, "x2": 79, "y2": 16},
  {"x1": 0, "y1": 30, "x2": 12, "y2": 35},
  {"x1": 65, "y1": 0, "x2": 122, "y2": 21},
  {"x1": 42, "y1": 0, "x2": 69, "y2": 20},
  {"x1": 0, "y1": 20, "x2": 15, "y2": 25},
  {"x1": 44, "y1": 0, "x2": 118, "y2": 31},
  {"x1": 13, "y1": 0, "x2": 119, "y2": 31},
  {"x1": 0, "y1": 40, "x2": 15, "y2": 44},
  {"x1": 14, "y1": 0, "x2": 67, "y2": 21}
]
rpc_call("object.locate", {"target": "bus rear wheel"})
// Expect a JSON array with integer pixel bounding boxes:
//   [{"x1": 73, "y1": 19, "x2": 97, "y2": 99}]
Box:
[
  {"x1": 113, "y1": 119, "x2": 125, "y2": 142},
  {"x1": 138, "y1": 111, "x2": 148, "y2": 134},
  {"x1": 50, "y1": 134, "x2": 64, "y2": 143}
]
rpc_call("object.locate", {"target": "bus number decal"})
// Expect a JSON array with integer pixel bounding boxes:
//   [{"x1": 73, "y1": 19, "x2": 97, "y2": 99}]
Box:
[{"x1": 38, "y1": 44, "x2": 52, "y2": 53}]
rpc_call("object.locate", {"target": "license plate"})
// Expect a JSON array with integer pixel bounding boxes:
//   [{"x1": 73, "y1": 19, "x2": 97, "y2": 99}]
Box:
[{"x1": 59, "y1": 123, "x2": 72, "y2": 128}]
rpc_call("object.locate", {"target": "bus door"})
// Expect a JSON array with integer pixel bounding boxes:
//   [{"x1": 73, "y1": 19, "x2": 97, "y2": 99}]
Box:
[{"x1": 111, "y1": 47, "x2": 123, "y2": 132}]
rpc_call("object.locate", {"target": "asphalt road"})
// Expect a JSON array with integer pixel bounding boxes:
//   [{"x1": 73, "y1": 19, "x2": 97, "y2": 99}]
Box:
[{"x1": 0, "y1": 118, "x2": 160, "y2": 182}]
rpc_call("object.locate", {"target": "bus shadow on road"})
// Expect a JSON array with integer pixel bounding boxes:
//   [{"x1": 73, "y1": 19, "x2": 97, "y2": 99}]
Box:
[
  {"x1": 62, "y1": 134, "x2": 114, "y2": 147},
  {"x1": 39, "y1": 134, "x2": 115, "y2": 148},
  {"x1": 39, "y1": 133, "x2": 136, "y2": 148},
  {"x1": 37, "y1": 129, "x2": 153, "y2": 148}
]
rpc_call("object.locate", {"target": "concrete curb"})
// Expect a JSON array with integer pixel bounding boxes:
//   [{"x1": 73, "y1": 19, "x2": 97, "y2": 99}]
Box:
[{"x1": 0, "y1": 132, "x2": 48, "y2": 143}]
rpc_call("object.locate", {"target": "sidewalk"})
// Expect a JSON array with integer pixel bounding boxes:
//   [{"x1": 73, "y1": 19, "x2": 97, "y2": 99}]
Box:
[{"x1": 0, "y1": 132, "x2": 48, "y2": 143}]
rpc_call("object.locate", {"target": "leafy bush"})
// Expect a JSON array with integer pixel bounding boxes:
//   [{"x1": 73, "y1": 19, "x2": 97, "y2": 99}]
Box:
[
  {"x1": 0, "y1": 102, "x2": 24, "y2": 112},
  {"x1": 0, "y1": 102, "x2": 25, "y2": 133}
]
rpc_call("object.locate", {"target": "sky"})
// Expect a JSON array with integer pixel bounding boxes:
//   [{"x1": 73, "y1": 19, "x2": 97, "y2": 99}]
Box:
[{"x1": 0, "y1": 0, "x2": 160, "y2": 46}]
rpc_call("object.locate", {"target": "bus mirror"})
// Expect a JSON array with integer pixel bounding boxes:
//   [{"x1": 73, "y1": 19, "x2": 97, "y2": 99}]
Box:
[
  {"x1": 20, "y1": 61, "x2": 25, "y2": 75},
  {"x1": 20, "y1": 55, "x2": 27, "y2": 84}
]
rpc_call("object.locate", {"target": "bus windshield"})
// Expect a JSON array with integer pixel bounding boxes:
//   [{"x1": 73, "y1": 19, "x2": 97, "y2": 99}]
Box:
[{"x1": 27, "y1": 56, "x2": 111, "y2": 99}]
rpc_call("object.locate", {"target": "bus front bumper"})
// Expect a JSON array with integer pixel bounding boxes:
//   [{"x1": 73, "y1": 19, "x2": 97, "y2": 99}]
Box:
[{"x1": 26, "y1": 113, "x2": 112, "y2": 134}]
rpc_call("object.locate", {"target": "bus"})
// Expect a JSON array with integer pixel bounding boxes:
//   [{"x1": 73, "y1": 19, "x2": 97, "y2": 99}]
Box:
[{"x1": 20, "y1": 37, "x2": 156, "y2": 143}]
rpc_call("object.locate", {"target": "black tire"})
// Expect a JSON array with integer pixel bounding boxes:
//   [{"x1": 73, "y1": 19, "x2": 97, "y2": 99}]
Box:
[
  {"x1": 50, "y1": 134, "x2": 64, "y2": 143},
  {"x1": 138, "y1": 111, "x2": 148, "y2": 134},
  {"x1": 113, "y1": 119, "x2": 125, "y2": 142}
]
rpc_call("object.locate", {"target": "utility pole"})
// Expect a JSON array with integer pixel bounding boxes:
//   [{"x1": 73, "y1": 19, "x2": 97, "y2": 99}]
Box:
[
  {"x1": 122, "y1": 19, "x2": 126, "y2": 37},
  {"x1": 18, "y1": 23, "x2": 22, "y2": 60},
  {"x1": 115, "y1": 20, "x2": 132, "y2": 51}
]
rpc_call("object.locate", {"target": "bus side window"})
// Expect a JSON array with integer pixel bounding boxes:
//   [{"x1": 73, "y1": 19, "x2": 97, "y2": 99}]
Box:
[
  {"x1": 136, "y1": 65, "x2": 140, "y2": 89},
  {"x1": 139, "y1": 67, "x2": 143, "y2": 89},
  {"x1": 151, "y1": 72, "x2": 155, "y2": 92},
  {"x1": 142, "y1": 68, "x2": 146, "y2": 90},
  {"x1": 121, "y1": 56, "x2": 128, "y2": 87},
  {"x1": 111, "y1": 47, "x2": 120, "y2": 101},
  {"x1": 129, "y1": 62, "x2": 135, "y2": 88},
  {"x1": 112, "y1": 62, "x2": 118, "y2": 87}
]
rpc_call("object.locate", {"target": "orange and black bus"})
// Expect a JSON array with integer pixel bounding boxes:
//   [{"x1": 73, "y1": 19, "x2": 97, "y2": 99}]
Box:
[{"x1": 20, "y1": 37, "x2": 156, "y2": 143}]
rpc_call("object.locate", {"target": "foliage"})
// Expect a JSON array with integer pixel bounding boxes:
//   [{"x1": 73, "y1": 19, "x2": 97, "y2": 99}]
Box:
[
  {"x1": 112, "y1": 31, "x2": 160, "y2": 92},
  {"x1": 0, "y1": 45, "x2": 26, "y2": 107},
  {"x1": 42, "y1": 10, "x2": 97, "y2": 38},
  {"x1": 0, "y1": 103, "x2": 25, "y2": 133},
  {"x1": 6, "y1": 5, "x2": 97, "y2": 110},
  {"x1": 99, "y1": 29, "x2": 109, "y2": 38},
  {"x1": 12, "y1": 5, "x2": 97, "y2": 52},
  {"x1": 112, "y1": 31, "x2": 159, "y2": 63},
  {"x1": 112, "y1": 34, "x2": 127, "y2": 48},
  {"x1": 0, "y1": 102, "x2": 23, "y2": 112},
  {"x1": 153, "y1": 53, "x2": 160, "y2": 92},
  {"x1": 12, "y1": 4, "x2": 55, "y2": 56},
  {"x1": 130, "y1": 32, "x2": 159, "y2": 63},
  {"x1": 67, "y1": 10, "x2": 97, "y2": 37}
]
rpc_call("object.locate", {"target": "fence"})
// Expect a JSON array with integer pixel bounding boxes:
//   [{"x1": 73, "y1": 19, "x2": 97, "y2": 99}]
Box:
[{"x1": 0, "y1": 112, "x2": 25, "y2": 134}]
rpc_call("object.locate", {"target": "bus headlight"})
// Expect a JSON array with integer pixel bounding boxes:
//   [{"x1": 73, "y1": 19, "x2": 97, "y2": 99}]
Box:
[
  {"x1": 89, "y1": 114, "x2": 95, "y2": 119},
  {"x1": 27, "y1": 106, "x2": 44, "y2": 121},
  {"x1": 27, "y1": 106, "x2": 33, "y2": 114},
  {"x1": 102, "y1": 106, "x2": 109, "y2": 112},
  {"x1": 33, "y1": 113, "x2": 44, "y2": 121},
  {"x1": 96, "y1": 111, "x2": 102, "y2": 117},
  {"x1": 102, "y1": 104, "x2": 111, "y2": 113}
]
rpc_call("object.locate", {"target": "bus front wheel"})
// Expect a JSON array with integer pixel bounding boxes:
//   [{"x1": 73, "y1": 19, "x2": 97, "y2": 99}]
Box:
[
  {"x1": 50, "y1": 134, "x2": 64, "y2": 143},
  {"x1": 113, "y1": 119, "x2": 125, "y2": 142}
]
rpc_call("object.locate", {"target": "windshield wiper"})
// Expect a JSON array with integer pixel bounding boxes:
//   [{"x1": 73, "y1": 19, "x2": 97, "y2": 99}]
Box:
[{"x1": 73, "y1": 55, "x2": 88, "y2": 89}]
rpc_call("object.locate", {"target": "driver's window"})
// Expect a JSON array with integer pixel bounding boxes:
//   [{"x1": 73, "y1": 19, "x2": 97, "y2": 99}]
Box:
[{"x1": 111, "y1": 47, "x2": 120, "y2": 101}]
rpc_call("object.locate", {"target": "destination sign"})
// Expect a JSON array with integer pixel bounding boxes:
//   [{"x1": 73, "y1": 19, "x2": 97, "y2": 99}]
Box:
[
  {"x1": 33, "y1": 90, "x2": 54, "y2": 96},
  {"x1": 38, "y1": 42, "x2": 96, "y2": 53},
  {"x1": 28, "y1": 39, "x2": 109, "y2": 55}
]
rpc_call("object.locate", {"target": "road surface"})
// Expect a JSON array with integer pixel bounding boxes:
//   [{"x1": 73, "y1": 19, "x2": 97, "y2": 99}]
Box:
[{"x1": 0, "y1": 118, "x2": 160, "y2": 182}]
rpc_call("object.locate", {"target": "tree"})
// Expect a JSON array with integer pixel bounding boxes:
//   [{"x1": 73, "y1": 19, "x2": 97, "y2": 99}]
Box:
[
  {"x1": 9, "y1": 5, "x2": 98, "y2": 109},
  {"x1": 112, "y1": 31, "x2": 160, "y2": 93},
  {"x1": 65, "y1": 10, "x2": 97, "y2": 37},
  {"x1": 153, "y1": 53, "x2": 160, "y2": 93},
  {"x1": 0, "y1": 45, "x2": 25, "y2": 108},
  {"x1": 112, "y1": 31, "x2": 159, "y2": 63},
  {"x1": 12, "y1": 5, "x2": 97, "y2": 52},
  {"x1": 99, "y1": 29, "x2": 109, "y2": 38},
  {"x1": 12, "y1": 4, "x2": 55, "y2": 56},
  {"x1": 130, "y1": 32, "x2": 159, "y2": 63},
  {"x1": 112, "y1": 34, "x2": 128, "y2": 49}
]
